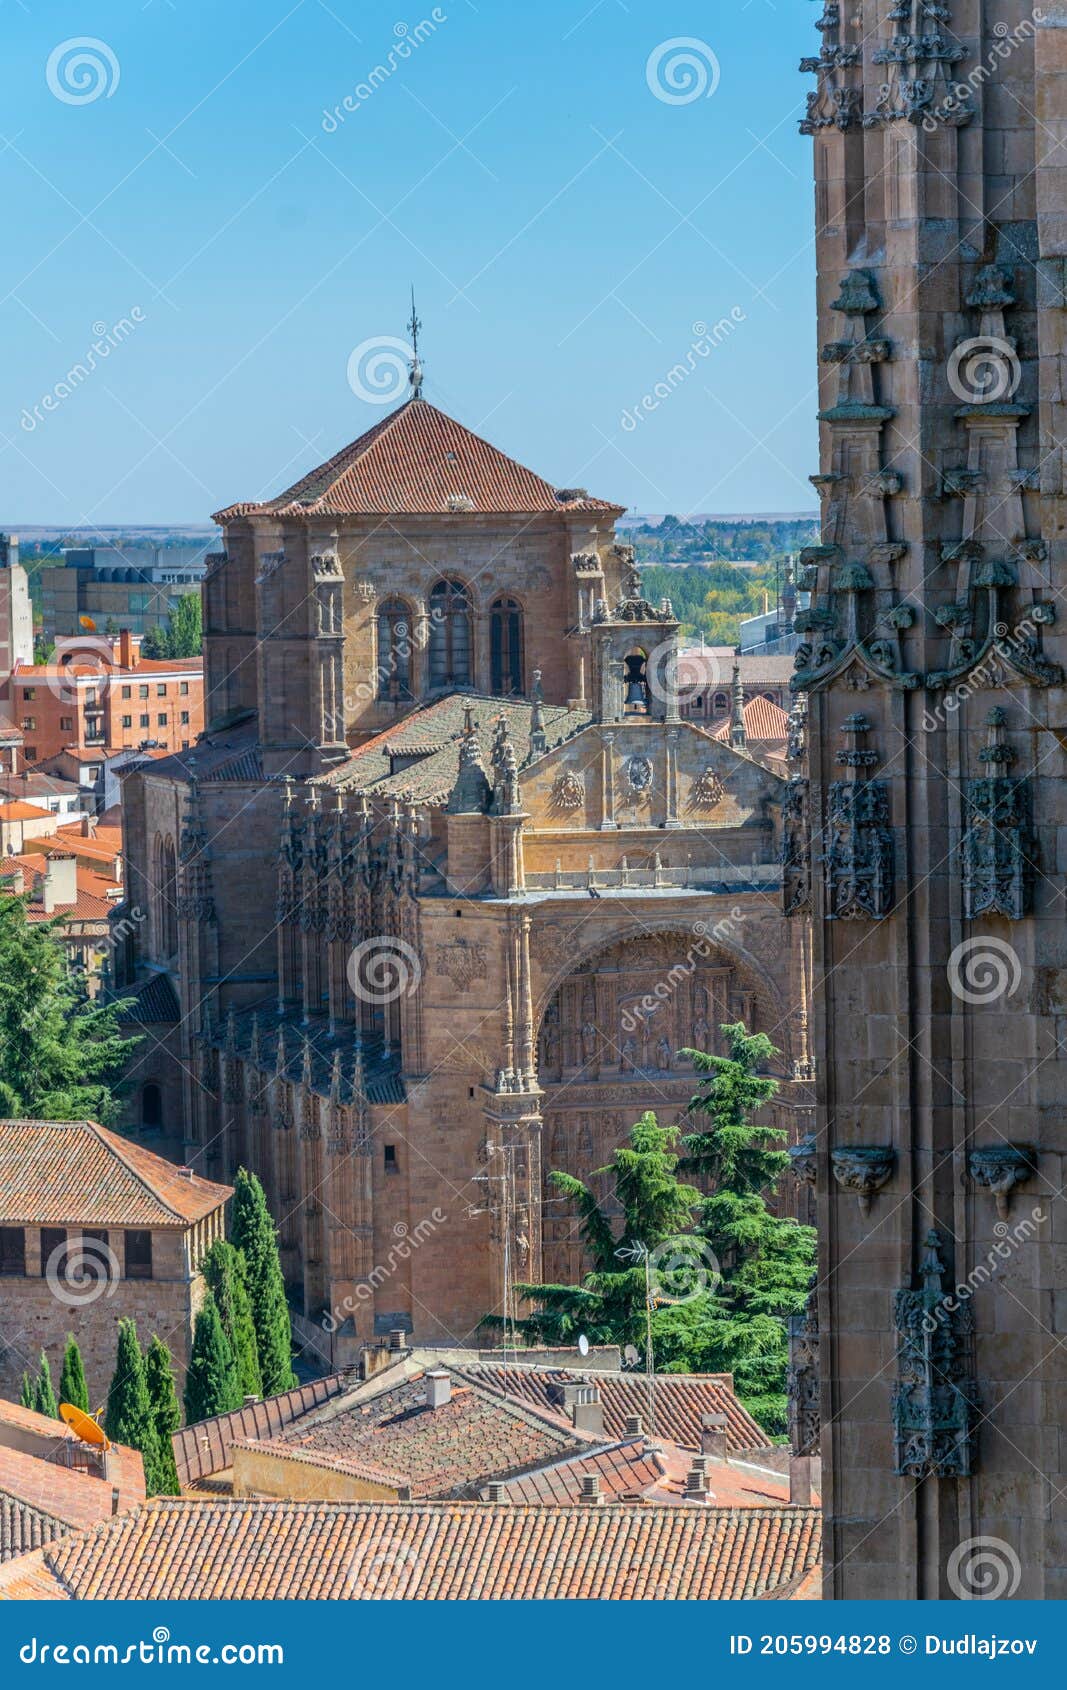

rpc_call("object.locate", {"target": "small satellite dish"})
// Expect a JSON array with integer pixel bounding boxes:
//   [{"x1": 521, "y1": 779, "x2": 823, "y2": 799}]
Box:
[
  {"x1": 577, "y1": 1334, "x2": 590, "y2": 1358},
  {"x1": 623, "y1": 1344, "x2": 640, "y2": 1368},
  {"x1": 59, "y1": 1402, "x2": 109, "y2": 1450}
]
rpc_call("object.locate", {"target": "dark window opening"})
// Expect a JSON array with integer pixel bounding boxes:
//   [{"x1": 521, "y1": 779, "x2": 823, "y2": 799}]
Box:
[
  {"x1": 377, "y1": 599, "x2": 414, "y2": 701},
  {"x1": 124, "y1": 1229, "x2": 153, "y2": 1280},
  {"x1": 142, "y1": 1083, "x2": 162, "y2": 1129},
  {"x1": 384, "y1": 1144, "x2": 398, "y2": 1172},
  {"x1": 0, "y1": 1226, "x2": 25, "y2": 1276},
  {"x1": 490, "y1": 597, "x2": 523, "y2": 695},
  {"x1": 428, "y1": 580, "x2": 472, "y2": 689},
  {"x1": 40, "y1": 1227, "x2": 66, "y2": 1276}
]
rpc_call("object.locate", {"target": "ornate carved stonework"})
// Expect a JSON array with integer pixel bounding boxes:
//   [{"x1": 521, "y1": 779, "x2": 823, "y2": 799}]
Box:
[
  {"x1": 626, "y1": 755, "x2": 654, "y2": 794},
  {"x1": 782, "y1": 777, "x2": 812, "y2": 916},
  {"x1": 968, "y1": 1145, "x2": 1036, "y2": 1219},
  {"x1": 552, "y1": 770, "x2": 585, "y2": 810},
  {"x1": 789, "y1": 1134, "x2": 818, "y2": 1186},
  {"x1": 788, "y1": 1277, "x2": 820, "y2": 1457},
  {"x1": 530, "y1": 922, "x2": 572, "y2": 973},
  {"x1": 434, "y1": 939, "x2": 487, "y2": 993},
  {"x1": 831, "y1": 1145, "x2": 895, "y2": 1216},
  {"x1": 961, "y1": 711, "x2": 1034, "y2": 921},
  {"x1": 691, "y1": 767, "x2": 725, "y2": 809},
  {"x1": 893, "y1": 1231, "x2": 978, "y2": 1479},
  {"x1": 825, "y1": 716, "x2": 894, "y2": 920}
]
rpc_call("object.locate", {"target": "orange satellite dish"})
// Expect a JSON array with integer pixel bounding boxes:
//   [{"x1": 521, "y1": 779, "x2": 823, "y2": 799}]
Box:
[
  {"x1": 78, "y1": 615, "x2": 97, "y2": 631},
  {"x1": 60, "y1": 1402, "x2": 110, "y2": 1449}
]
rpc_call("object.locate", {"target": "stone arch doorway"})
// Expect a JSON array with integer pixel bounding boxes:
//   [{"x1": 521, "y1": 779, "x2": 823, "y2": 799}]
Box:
[{"x1": 536, "y1": 926, "x2": 773, "y2": 1286}]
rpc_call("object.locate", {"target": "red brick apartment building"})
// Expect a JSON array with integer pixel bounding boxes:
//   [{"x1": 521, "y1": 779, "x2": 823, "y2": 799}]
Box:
[{"x1": 10, "y1": 631, "x2": 203, "y2": 764}]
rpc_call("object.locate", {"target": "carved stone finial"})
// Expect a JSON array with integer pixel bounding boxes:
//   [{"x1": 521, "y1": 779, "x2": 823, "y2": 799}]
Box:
[{"x1": 730, "y1": 658, "x2": 746, "y2": 749}]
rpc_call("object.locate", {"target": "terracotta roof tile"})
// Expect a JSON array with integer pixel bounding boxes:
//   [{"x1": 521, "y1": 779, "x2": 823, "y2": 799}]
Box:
[
  {"x1": 173, "y1": 1375, "x2": 349, "y2": 1488},
  {"x1": 457, "y1": 1364, "x2": 770, "y2": 1452},
  {"x1": 0, "y1": 1442, "x2": 144, "y2": 1540},
  {"x1": 0, "y1": 1497, "x2": 820, "y2": 1600},
  {"x1": 712, "y1": 696, "x2": 791, "y2": 745},
  {"x1": 214, "y1": 398, "x2": 623, "y2": 520},
  {"x1": 0, "y1": 1119, "x2": 231, "y2": 1228}
]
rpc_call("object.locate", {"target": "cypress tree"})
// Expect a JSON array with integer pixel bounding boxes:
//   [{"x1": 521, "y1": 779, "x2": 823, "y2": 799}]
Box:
[
  {"x1": 58, "y1": 1334, "x2": 89, "y2": 1412},
  {"x1": 230, "y1": 1169, "x2": 295, "y2": 1396},
  {"x1": 32, "y1": 1351, "x2": 59, "y2": 1420},
  {"x1": 19, "y1": 1371, "x2": 34, "y2": 1410},
  {"x1": 183, "y1": 1291, "x2": 242, "y2": 1424},
  {"x1": 104, "y1": 1318, "x2": 161, "y2": 1484},
  {"x1": 144, "y1": 1336, "x2": 182, "y2": 1496},
  {"x1": 201, "y1": 1238, "x2": 261, "y2": 1399}
]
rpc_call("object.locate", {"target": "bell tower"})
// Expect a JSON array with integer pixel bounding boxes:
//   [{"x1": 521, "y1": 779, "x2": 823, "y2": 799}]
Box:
[{"x1": 589, "y1": 555, "x2": 681, "y2": 724}]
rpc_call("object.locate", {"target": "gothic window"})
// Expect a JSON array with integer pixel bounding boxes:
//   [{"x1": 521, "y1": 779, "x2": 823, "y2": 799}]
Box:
[
  {"x1": 490, "y1": 597, "x2": 524, "y2": 695},
  {"x1": 154, "y1": 834, "x2": 178, "y2": 958},
  {"x1": 428, "y1": 579, "x2": 472, "y2": 689},
  {"x1": 377, "y1": 598, "x2": 414, "y2": 701},
  {"x1": 713, "y1": 692, "x2": 728, "y2": 712}
]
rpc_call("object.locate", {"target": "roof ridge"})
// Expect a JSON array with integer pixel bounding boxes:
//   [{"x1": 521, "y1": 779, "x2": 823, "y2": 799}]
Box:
[{"x1": 82, "y1": 1119, "x2": 190, "y2": 1224}]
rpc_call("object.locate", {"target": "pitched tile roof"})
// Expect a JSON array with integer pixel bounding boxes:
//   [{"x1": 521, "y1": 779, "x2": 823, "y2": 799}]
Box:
[
  {"x1": 276, "y1": 1372, "x2": 586, "y2": 1499},
  {"x1": 0, "y1": 801, "x2": 53, "y2": 821},
  {"x1": 172, "y1": 1375, "x2": 349, "y2": 1490},
  {"x1": 123, "y1": 973, "x2": 181, "y2": 1025},
  {"x1": 678, "y1": 650, "x2": 796, "y2": 688},
  {"x1": 214, "y1": 398, "x2": 623, "y2": 520},
  {"x1": 0, "y1": 1441, "x2": 144, "y2": 1547},
  {"x1": 712, "y1": 695, "x2": 791, "y2": 746},
  {"x1": 0, "y1": 1119, "x2": 231, "y2": 1228},
  {"x1": 0, "y1": 1497, "x2": 821, "y2": 1600},
  {"x1": 456, "y1": 1364, "x2": 770, "y2": 1453},
  {"x1": 478, "y1": 1438, "x2": 798, "y2": 1508}
]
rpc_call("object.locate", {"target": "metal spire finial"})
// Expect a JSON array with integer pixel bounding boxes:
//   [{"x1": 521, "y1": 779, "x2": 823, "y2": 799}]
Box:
[{"x1": 407, "y1": 286, "x2": 424, "y2": 400}]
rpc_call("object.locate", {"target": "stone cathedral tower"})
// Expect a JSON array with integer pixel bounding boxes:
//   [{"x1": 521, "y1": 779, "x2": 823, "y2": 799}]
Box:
[{"x1": 795, "y1": 3, "x2": 1067, "y2": 1599}]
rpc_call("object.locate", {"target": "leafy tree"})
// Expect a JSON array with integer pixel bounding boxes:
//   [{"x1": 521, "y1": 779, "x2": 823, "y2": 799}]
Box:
[
  {"x1": 680, "y1": 1024, "x2": 817, "y2": 1432},
  {"x1": 140, "y1": 623, "x2": 169, "y2": 659},
  {"x1": 183, "y1": 1291, "x2": 242, "y2": 1423},
  {"x1": 201, "y1": 1238, "x2": 261, "y2": 1399},
  {"x1": 32, "y1": 1352, "x2": 58, "y2": 1419},
  {"x1": 166, "y1": 592, "x2": 202, "y2": 658},
  {"x1": 58, "y1": 1334, "x2": 89, "y2": 1412},
  {"x1": 144, "y1": 1335, "x2": 182, "y2": 1495},
  {"x1": 104, "y1": 1318, "x2": 161, "y2": 1484},
  {"x1": 231, "y1": 1169, "x2": 295, "y2": 1396},
  {"x1": 104, "y1": 616, "x2": 119, "y2": 639},
  {"x1": 0, "y1": 895, "x2": 138, "y2": 1124},
  {"x1": 498, "y1": 1113, "x2": 708, "y2": 1363}
]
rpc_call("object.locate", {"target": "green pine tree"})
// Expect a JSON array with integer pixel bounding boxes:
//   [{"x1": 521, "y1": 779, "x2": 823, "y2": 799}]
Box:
[
  {"x1": 104, "y1": 1318, "x2": 161, "y2": 1484},
  {"x1": 680, "y1": 1024, "x2": 817, "y2": 1433},
  {"x1": 58, "y1": 1334, "x2": 89, "y2": 1412},
  {"x1": 32, "y1": 1351, "x2": 59, "y2": 1419},
  {"x1": 19, "y1": 1371, "x2": 34, "y2": 1410},
  {"x1": 230, "y1": 1169, "x2": 296, "y2": 1397},
  {"x1": 498, "y1": 1112, "x2": 707, "y2": 1361},
  {"x1": 0, "y1": 895, "x2": 138, "y2": 1123},
  {"x1": 143, "y1": 1335, "x2": 182, "y2": 1496},
  {"x1": 139, "y1": 623, "x2": 170, "y2": 659},
  {"x1": 201, "y1": 1238, "x2": 261, "y2": 1399},
  {"x1": 183, "y1": 1291, "x2": 242, "y2": 1423}
]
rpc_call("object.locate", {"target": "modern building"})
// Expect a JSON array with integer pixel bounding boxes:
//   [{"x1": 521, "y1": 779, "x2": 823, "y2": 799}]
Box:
[
  {"x1": 0, "y1": 536, "x2": 33, "y2": 688},
  {"x1": 0, "y1": 1118, "x2": 231, "y2": 1403},
  {"x1": 792, "y1": 0, "x2": 1067, "y2": 1601},
  {"x1": 33, "y1": 553, "x2": 203, "y2": 642},
  {"x1": 112, "y1": 393, "x2": 814, "y2": 1347}
]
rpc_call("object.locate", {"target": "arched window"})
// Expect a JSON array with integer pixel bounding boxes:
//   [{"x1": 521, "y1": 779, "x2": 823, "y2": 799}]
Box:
[
  {"x1": 712, "y1": 691, "x2": 729, "y2": 713},
  {"x1": 377, "y1": 599, "x2": 414, "y2": 701},
  {"x1": 154, "y1": 835, "x2": 178, "y2": 958},
  {"x1": 490, "y1": 597, "x2": 524, "y2": 695},
  {"x1": 428, "y1": 580, "x2": 472, "y2": 689}
]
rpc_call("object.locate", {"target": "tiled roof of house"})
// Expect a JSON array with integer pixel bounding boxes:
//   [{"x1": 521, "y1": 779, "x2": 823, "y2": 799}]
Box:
[
  {"x1": 712, "y1": 696, "x2": 791, "y2": 746},
  {"x1": 0, "y1": 801, "x2": 53, "y2": 821},
  {"x1": 321, "y1": 693, "x2": 592, "y2": 804},
  {"x1": 477, "y1": 1438, "x2": 797, "y2": 1508},
  {"x1": 456, "y1": 1364, "x2": 770, "y2": 1453},
  {"x1": 214, "y1": 398, "x2": 623, "y2": 520},
  {"x1": 123, "y1": 973, "x2": 181, "y2": 1025},
  {"x1": 0, "y1": 1119, "x2": 231, "y2": 1228},
  {"x1": 172, "y1": 1375, "x2": 349, "y2": 1489},
  {"x1": 0, "y1": 1442, "x2": 145, "y2": 1547},
  {"x1": 678, "y1": 651, "x2": 796, "y2": 688},
  {"x1": 277, "y1": 1372, "x2": 586, "y2": 1499},
  {"x1": 0, "y1": 1497, "x2": 821, "y2": 1600}
]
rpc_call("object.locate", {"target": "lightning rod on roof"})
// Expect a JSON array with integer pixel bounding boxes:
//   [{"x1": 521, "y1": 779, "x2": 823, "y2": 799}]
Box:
[{"x1": 407, "y1": 285, "x2": 424, "y2": 400}]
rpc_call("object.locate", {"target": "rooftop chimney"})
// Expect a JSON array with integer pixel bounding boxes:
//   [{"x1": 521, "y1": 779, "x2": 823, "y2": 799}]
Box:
[
  {"x1": 119, "y1": 628, "x2": 136, "y2": 670},
  {"x1": 111, "y1": 1486, "x2": 121, "y2": 1517},
  {"x1": 424, "y1": 1369, "x2": 451, "y2": 1410},
  {"x1": 579, "y1": 1473, "x2": 603, "y2": 1505},
  {"x1": 684, "y1": 1464, "x2": 709, "y2": 1502},
  {"x1": 388, "y1": 1328, "x2": 407, "y2": 1351},
  {"x1": 623, "y1": 1413, "x2": 643, "y2": 1438},
  {"x1": 486, "y1": 1481, "x2": 507, "y2": 1503},
  {"x1": 566, "y1": 1384, "x2": 604, "y2": 1437},
  {"x1": 700, "y1": 1412, "x2": 729, "y2": 1462},
  {"x1": 42, "y1": 853, "x2": 78, "y2": 914}
]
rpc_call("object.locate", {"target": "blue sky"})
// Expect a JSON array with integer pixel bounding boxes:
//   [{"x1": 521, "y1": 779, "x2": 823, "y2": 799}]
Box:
[{"x1": 1, "y1": 0, "x2": 818, "y2": 525}]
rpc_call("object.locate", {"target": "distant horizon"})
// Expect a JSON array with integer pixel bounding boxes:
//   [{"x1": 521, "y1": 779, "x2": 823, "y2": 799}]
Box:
[{"x1": 4, "y1": 510, "x2": 820, "y2": 538}]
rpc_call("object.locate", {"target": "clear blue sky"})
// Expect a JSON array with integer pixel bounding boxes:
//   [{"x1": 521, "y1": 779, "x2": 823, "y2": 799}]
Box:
[{"x1": 1, "y1": 0, "x2": 818, "y2": 526}]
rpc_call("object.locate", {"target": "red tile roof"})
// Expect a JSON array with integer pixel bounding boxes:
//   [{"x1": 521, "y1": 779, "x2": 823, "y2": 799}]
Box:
[
  {"x1": 480, "y1": 1438, "x2": 799, "y2": 1508},
  {"x1": 0, "y1": 1119, "x2": 231, "y2": 1228},
  {"x1": 278, "y1": 1372, "x2": 585, "y2": 1498},
  {"x1": 214, "y1": 398, "x2": 623, "y2": 520},
  {"x1": 0, "y1": 802, "x2": 52, "y2": 821},
  {"x1": 0, "y1": 1441, "x2": 144, "y2": 1541},
  {"x1": 457, "y1": 1364, "x2": 770, "y2": 1452},
  {"x1": 173, "y1": 1375, "x2": 349, "y2": 1489},
  {"x1": 0, "y1": 1497, "x2": 821, "y2": 1600},
  {"x1": 712, "y1": 695, "x2": 791, "y2": 746}
]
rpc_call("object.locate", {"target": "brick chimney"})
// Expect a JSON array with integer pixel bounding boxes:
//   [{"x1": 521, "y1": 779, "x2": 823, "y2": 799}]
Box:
[
  {"x1": 700, "y1": 1412, "x2": 729, "y2": 1462},
  {"x1": 579, "y1": 1473, "x2": 603, "y2": 1505},
  {"x1": 388, "y1": 1328, "x2": 408, "y2": 1351},
  {"x1": 424, "y1": 1369, "x2": 451, "y2": 1410},
  {"x1": 684, "y1": 1463, "x2": 709, "y2": 1503},
  {"x1": 119, "y1": 628, "x2": 136, "y2": 669},
  {"x1": 623, "y1": 1413, "x2": 643, "y2": 1438},
  {"x1": 486, "y1": 1481, "x2": 507, "y2": 1503},
  {"x1": 42, "y1": 853, "x2": 78, "y2": 913}
]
